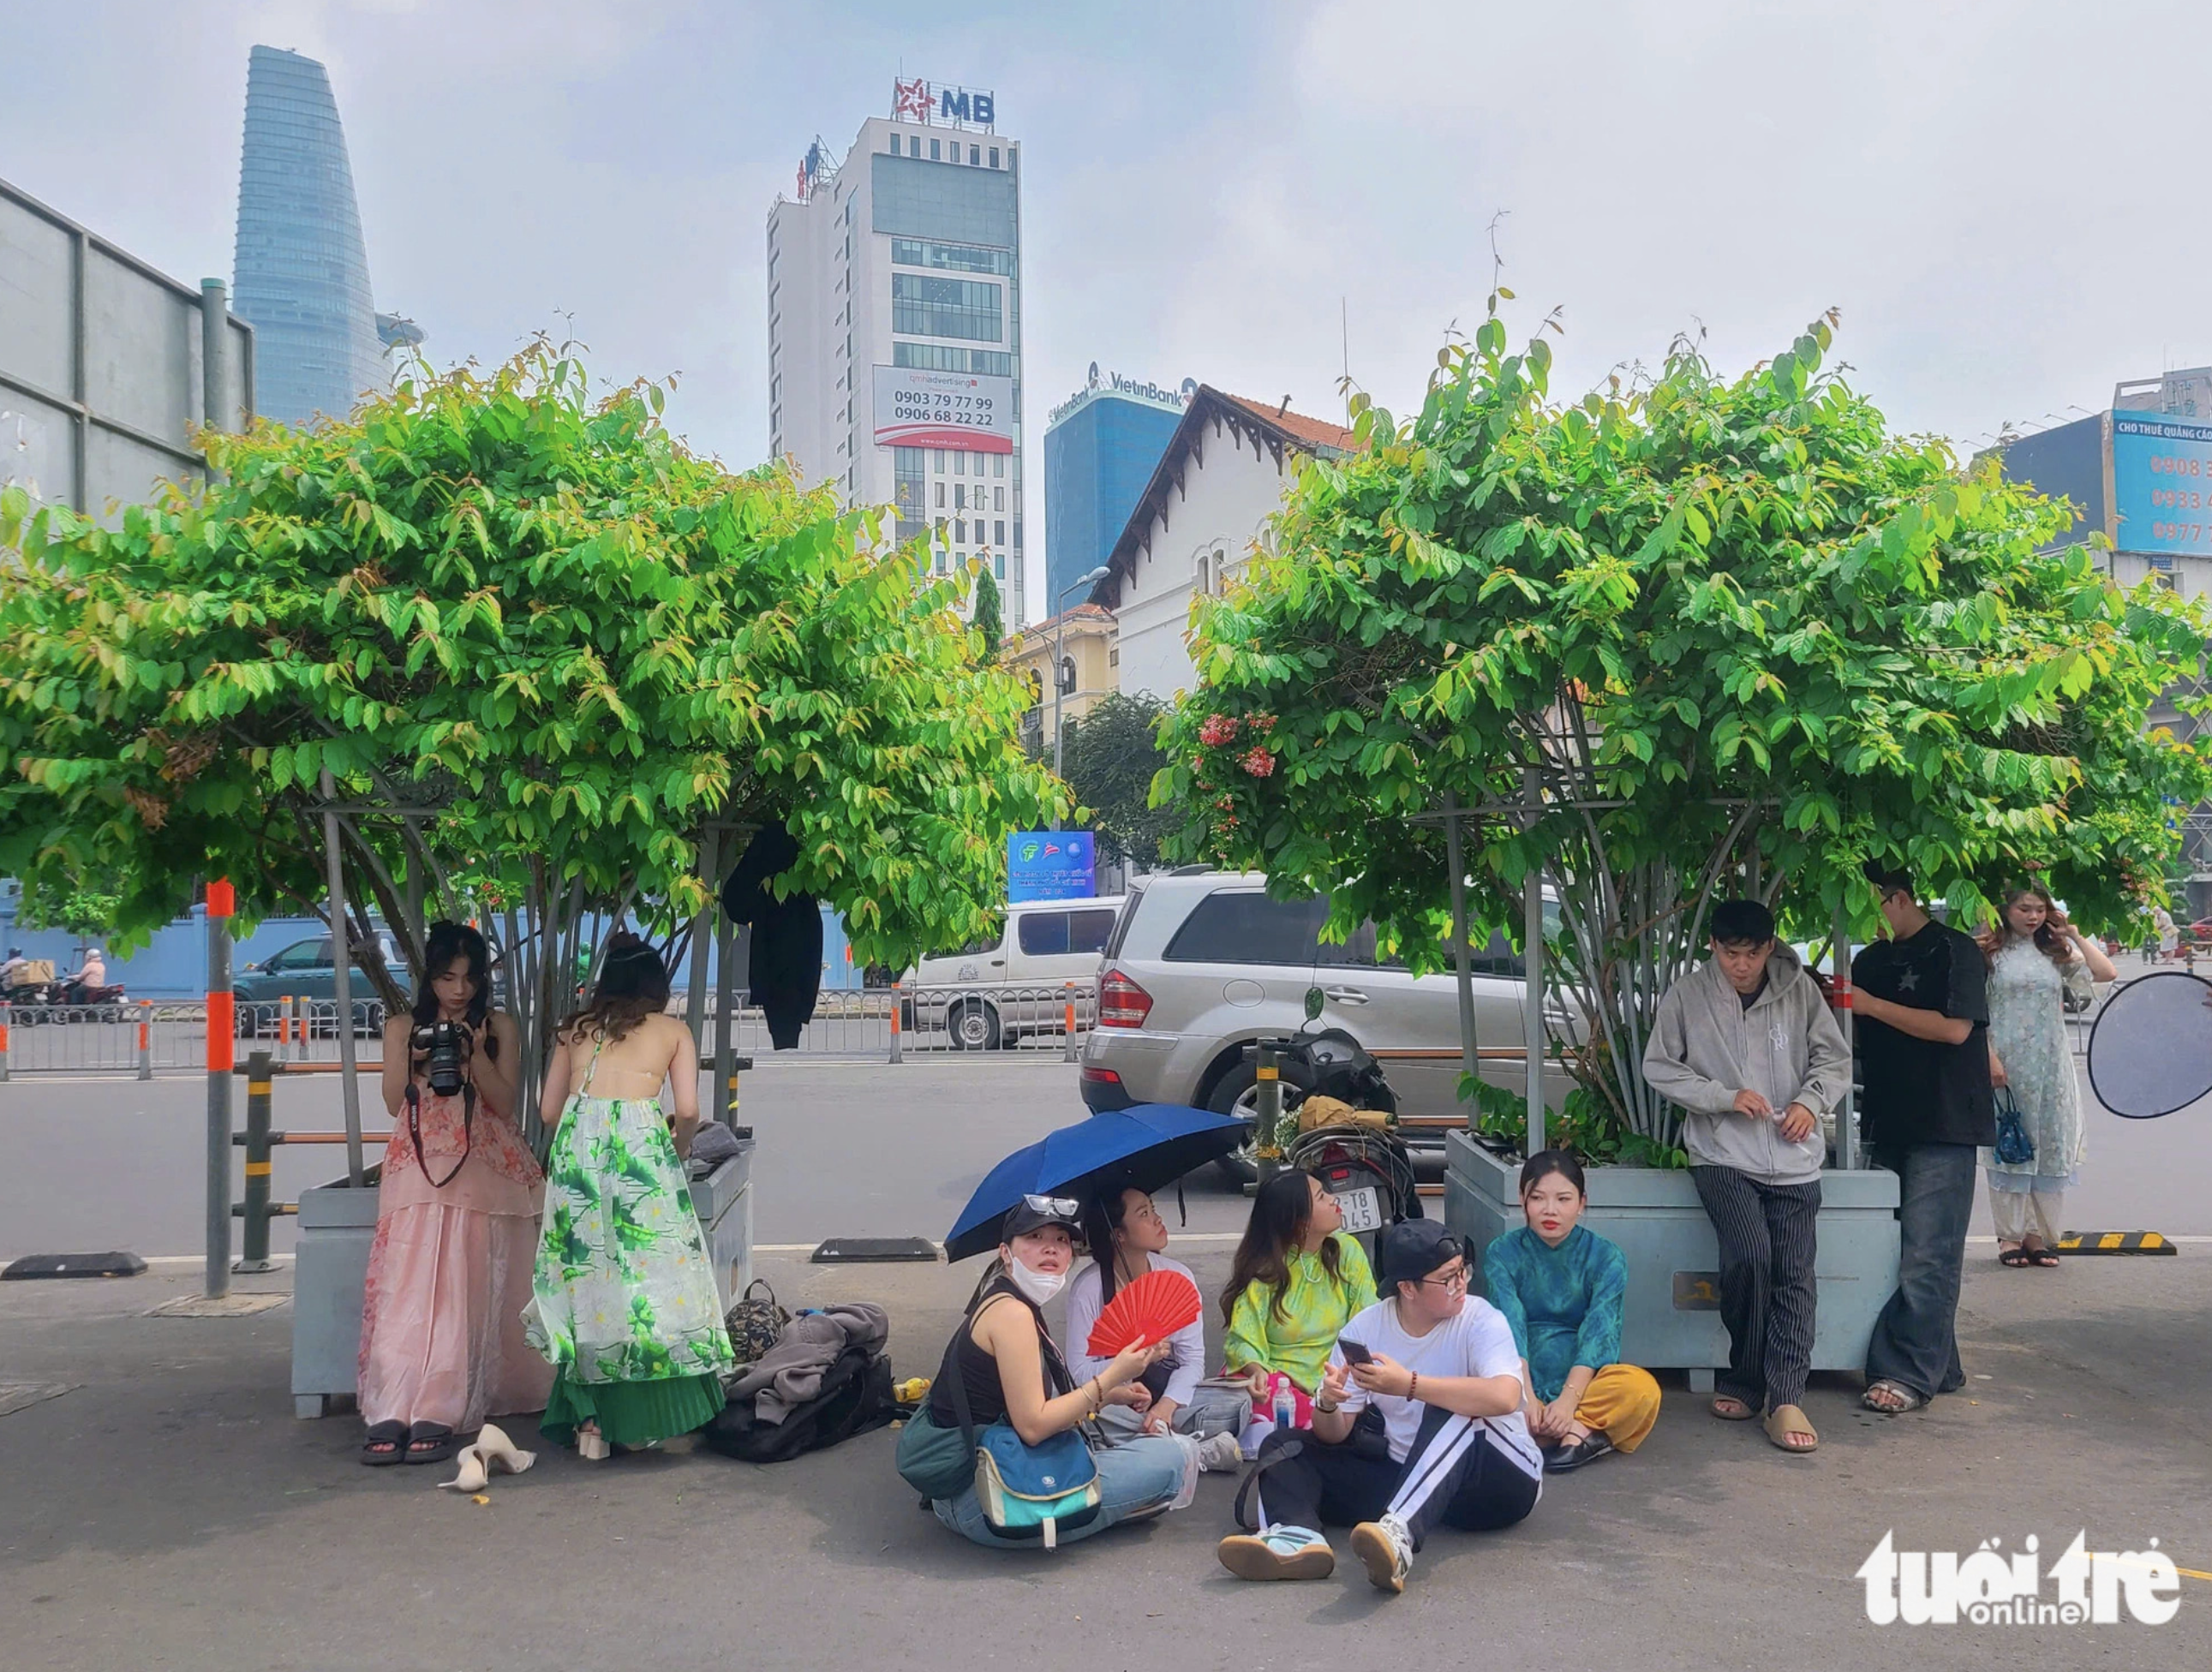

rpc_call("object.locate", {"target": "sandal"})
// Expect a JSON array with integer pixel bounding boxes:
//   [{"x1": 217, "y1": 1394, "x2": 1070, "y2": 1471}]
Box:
[
  {"x1": 1763, "y1": 1404, "x2": 1819, "y2": 1453},
  {"x1": 403, "y1": 1422, "x2": 460, "y2": 1466},
  {"x1": 360, "y1": 1420, "x2": 407, "y2": 1466},
  {"x1": 2024, "y1": 1242, "x2": 2060, "y2": 1268},
  {"x1": 1862, "y1": 1379, "x2": 1924, "y2": 1415},
  {"x1": 1709, "y1": 1394, "x2": 1758, "y2": 1421},
  {"x1": 1998, "y1": 1245, "x2": 2033, "y2": 1268}
]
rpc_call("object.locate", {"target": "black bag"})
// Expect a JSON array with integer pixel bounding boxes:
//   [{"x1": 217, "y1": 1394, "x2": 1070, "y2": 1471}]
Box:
[{"x1": 702, "y1": 1344, "x2": 898, "y2": 1464}]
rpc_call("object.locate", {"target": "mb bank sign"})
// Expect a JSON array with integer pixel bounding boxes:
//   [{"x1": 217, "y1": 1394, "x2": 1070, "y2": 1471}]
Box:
[{"x1": 1008, "y1": 831, "x2": 1095, "y2": 902}]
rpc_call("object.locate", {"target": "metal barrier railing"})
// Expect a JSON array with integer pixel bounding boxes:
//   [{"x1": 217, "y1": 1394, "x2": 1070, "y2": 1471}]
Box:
[{"x1": 0, "y1": 982, "x2": 1095, "y2": 1076}]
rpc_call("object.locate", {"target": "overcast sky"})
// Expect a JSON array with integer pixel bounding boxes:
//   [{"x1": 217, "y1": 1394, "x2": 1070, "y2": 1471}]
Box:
[{"x1": 7, "y1": 1, "x2": 2207, "y2": 618}]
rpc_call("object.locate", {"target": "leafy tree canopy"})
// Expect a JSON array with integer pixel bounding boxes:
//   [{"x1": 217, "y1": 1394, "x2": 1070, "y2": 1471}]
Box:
[
  {"x1": 1059, "y1": 691, "x2": 1176, "y2": 871},
  {"x1": 971, "y1": 564, "x2": 1004, "y2": 663},
  {"x1": 0, "y1": 343, "x2": 1066, "y2": 1041},
  {"x1": 1157, "y1": 302, "x2": 2212, "y2": 1146}
]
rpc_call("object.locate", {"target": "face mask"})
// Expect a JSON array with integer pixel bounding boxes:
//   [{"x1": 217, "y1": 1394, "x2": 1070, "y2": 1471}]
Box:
[{"x1": 1006, "y1": 1252, "x2": 1066, "y2": 1305}]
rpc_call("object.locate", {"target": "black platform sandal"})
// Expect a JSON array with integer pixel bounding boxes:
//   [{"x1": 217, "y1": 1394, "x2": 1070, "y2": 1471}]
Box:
[
  {"x1": 404, "y1": 1422, "x2": 460, "y2": 1465},
  {"x1": 360, "y1": 1420, "x2": 408, "y2": 1466}
]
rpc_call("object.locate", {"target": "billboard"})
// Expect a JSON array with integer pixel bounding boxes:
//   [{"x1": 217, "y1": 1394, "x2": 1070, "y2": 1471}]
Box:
[
  {"x1": 1007, "y1": 831, "x2": 1096, "y2": 903},
  {"x1": 2113, "y1": 411, "x2": 2212, "y2": 558},
  {"x1": 875, "y1": 366, "x2": 1013, "y2": 454}
]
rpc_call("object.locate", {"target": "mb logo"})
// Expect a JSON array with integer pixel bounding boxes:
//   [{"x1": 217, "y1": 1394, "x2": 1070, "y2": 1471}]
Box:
[{"x1": 1858, "y1": 1531, "x2": 2181, "y2": 1626}]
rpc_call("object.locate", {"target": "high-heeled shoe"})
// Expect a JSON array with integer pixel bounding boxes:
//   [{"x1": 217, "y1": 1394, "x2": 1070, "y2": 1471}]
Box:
[
  {"x1": 439, "y1": 1423, "x2": 538, "y2": 1491},
  {"x1": 576, "y1": 1424, "x2": 611, "y2": 1461}
]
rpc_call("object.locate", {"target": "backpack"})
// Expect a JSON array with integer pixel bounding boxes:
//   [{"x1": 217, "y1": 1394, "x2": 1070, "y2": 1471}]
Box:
[{"x1": 702, "y1": 1344, "x2": 898, "y2": 1464}]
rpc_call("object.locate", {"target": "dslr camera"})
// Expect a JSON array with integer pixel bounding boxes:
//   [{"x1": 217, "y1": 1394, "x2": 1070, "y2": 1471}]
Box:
[{"x1": 411, "y1": 1019, "x2": 474, "y2": 1097}]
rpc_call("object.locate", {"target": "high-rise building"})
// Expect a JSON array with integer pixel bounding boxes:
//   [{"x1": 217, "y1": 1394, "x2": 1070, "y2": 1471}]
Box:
[
  {"x1": 1043, "y1": 369, "x2": 1190, "y2": 610},
  {"x1": 232, "y1": 45, "x2": 385, "y2": 427},
  {"x1": 768, "y1": 81, "x2": 1025, "y2": 620}
]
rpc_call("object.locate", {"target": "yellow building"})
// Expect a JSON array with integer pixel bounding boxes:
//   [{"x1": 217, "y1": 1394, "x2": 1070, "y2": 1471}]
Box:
[{"x1": 1004, "y1": 604, "x2": 1117, "y2": 757}]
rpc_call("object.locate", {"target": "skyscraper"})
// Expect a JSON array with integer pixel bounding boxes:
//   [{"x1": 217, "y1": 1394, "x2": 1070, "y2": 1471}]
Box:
[
  {"x1": 1043, "y1": 370, "x2": 1189, "y2": 608},
  {"x1": 768, "y1": 81, "x2": 1025, "y2": 620},
  {"x1": 232, "y1": 45, "x2": 385, "y2": 427}
]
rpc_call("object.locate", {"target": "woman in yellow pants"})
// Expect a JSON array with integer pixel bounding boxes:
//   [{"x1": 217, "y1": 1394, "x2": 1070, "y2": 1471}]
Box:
[{"x1": 1480, "y1": 1150, "x2": 1661, "y2": 1471}]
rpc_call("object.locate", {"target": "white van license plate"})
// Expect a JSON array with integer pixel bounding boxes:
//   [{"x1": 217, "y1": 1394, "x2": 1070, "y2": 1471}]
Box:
[{"x1": 1332, "y1": 1185, "x2": 1382, "y2": 1233}]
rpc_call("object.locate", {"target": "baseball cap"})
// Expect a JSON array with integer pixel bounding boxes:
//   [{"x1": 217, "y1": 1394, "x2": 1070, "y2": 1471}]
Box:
[
  {"x1": 1377, "y1": 1220, "x2": 1464, "y2": 1289},
  {"x1": 1001, "y1": 1193, "x2": 1084, "y2": 1240}
]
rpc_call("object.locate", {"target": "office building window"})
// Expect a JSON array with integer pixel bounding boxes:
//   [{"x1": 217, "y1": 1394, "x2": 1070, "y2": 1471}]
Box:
[
  {"x1": 954, "y1": 451, "x2": 966, "y2": 476},
  {"x1": 933, "y1": 449, "x2": 945, "y2": 472},
  {"x1": 994, "y1": 486, "x2": 1004, "y2": 511},
  {"x1": 935, "y1": 481, "x2": 945, "y2": 509},
  {"x1": 894, "y1": 448, "x2": 925, "y2": 520},
  {"x1": 969, "y1": 145, "x2": 980, "y2": 165},
  {"x1": 955, "y1": 519, "x2": 966, "y2": 544},
  {"x1": 989, "y1": 147, "x2": 1000, "y2": 169},
  {"x1": 1013, "y1": 519, "x2": 1023, "y2": 549},
  {"x1": 894, "y1": 341, "x2": 1013, "y2": 375},
  {"x1": 995, "y1": 553, "x2": 1006, "y2": 580},
  {"x1": 995, "y1": 519, "x2": 1006, "y2": 546},
  {"x1": 930, "y1": 138, "x2": 941, "y2": 160},
  {"x1": 994, "y1": 452, "x2": 1006, "y2": 477},
  {"x1": 888, "y1": 238, "x2": 1013, "y2": 276},
  {"x1": 890, "y1": 273, "x2": 1002, "y2": 343},
  {"x1": 954, "y1": 483, "x2": 966, "y2": 510},
  {"x1": 936, "y1": 550, "x2": 948, "y2": 574}
]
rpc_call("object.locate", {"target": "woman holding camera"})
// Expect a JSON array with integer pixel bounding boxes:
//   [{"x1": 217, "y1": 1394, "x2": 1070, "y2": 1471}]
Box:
[
  {"x1": 358, "y1": 922, "x2": 552, "y2": 1466},
  {"x1": 529, "y1": 935, "x2": 734, "y2": 1457}
]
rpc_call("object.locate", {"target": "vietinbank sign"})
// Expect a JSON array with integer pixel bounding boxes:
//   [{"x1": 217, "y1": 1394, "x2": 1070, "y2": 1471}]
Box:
[
  {"x1": 1049, "y1": 367, "x2": 1197, "y2": 428},
  {"x1": 893, "y1": 79, "x2": 995, "y2": 129}
]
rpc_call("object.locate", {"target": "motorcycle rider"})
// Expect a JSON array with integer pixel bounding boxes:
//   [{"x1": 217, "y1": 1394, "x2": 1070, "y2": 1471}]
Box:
[
  {"x1": 60, "y1": 945, "x2": 109, "y2": 1003},
  {"x1": 0, "y1": 946, "x2": 28, "y2": 992}
]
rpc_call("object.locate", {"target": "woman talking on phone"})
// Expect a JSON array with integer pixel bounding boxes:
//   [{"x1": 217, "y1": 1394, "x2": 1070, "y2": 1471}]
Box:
[{"x1": 357, "y1": 922, "x2": 551, "y2": 1466}]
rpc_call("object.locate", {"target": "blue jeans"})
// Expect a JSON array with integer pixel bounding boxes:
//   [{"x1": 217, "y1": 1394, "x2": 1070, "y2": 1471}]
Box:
[
  {"x1": 933, "y1": 1434, "x2": 1186, "y2": 1550},
  {"x1": 1865, "y1": 1143, "x2": 1978, "y2": 1399}
]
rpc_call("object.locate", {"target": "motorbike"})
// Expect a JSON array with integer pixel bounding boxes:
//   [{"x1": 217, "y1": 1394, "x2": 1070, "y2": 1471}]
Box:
[
  {"x1": 1241, "y1": 1005, "x2": 1421, "y2": 1261},
  {"x1": 3, "y1": 973, "x2": 129, "y2": 1024}
]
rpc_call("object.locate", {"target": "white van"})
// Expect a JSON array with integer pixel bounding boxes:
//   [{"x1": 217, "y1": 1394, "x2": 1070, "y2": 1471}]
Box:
[{"x1": 900, "y1": 895, "x2": 1125, "y2": 1049}]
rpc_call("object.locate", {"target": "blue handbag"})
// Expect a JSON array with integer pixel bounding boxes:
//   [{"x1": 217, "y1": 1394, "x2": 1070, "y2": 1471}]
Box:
[
  {"x1": 1993, "y1": 1088, "x2": 2035, "y2": 1167},
  {"x1": 942, "y1": 1283, "x2": 1101, "y2": 1548}
]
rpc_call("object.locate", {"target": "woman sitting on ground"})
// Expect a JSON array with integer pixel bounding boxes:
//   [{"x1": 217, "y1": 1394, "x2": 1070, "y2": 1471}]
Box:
[
  {"x1": 1222, "y1": 1171, "x2": 1376, "y2": 1417},
  {"x1": 925, "y1": 1197, "x2": 1190, "y2": 1549},
  {"x1": 529, "y1": 935, "x2": 734, "y2": 1457},
  {"x1": 1480, "y1": 1149, "x2": 1661, "y2": 1472},
  {"x1": 358, "y1": 922, "x2": 551, "y2": 1466},
  {"x1": 1063, "y1": 1185, "x2": 1248, "y2": 1466}
]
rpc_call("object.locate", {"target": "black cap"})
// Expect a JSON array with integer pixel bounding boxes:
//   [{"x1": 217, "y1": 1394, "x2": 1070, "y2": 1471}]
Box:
[
  {"x1": 1001, "y1": 1194, "x2": 1084, "y2": 1241},
  {"x1": 1377, "y1": 1220, "x2": 1464, "y2": 1289}
]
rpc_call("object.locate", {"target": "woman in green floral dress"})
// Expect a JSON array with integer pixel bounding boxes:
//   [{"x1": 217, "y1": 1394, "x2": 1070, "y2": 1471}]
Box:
[{"x1": 530, "y1": 935, "x2": 733, "y2": 1454}]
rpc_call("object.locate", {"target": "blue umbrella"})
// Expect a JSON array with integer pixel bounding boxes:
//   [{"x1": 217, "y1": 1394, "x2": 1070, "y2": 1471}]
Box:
[{"x1": 945, "y1": 1104, "x2": 1246, "y2": 1262}]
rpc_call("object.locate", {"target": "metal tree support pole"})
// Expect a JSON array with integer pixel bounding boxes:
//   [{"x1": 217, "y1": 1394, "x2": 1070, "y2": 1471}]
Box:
[
  {"x1": 1833, "y1": 899, "x2": 1856, "y2": 1171},
  {"x1": 1521, "y1": 772, "x2": 1545, "y2": 1157},
  {"x1": 712, "y1": 911, "x2": 738, "y2": 1128},
  {"x1": 205, "y1": 884, "x2": 236, "y2": 1299},
  {"x1": 685, "y1": 826, "x2": 720, "y2": 1054},
  {"x1": 1444, "y1": 793, "x2": 1480, "y2": 1113},
  {"x1": 321, "y1": 772, "x2": 364, "y2": 1185},
  {"x1": 233, "y1": 1052, "x2": 277, "y2": 1273}
]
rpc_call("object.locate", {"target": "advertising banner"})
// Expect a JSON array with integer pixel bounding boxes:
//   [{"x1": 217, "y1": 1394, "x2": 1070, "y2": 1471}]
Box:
[
  {"x1": 874, "y1": 366, "x2": 1014, "y2": 453},
  {"x1": 1007, "y1": 831, "x2": 1096, "y2": 903},
  {"x1": 2113, "y1": 411, "x2": 2212, "y2": 558}
]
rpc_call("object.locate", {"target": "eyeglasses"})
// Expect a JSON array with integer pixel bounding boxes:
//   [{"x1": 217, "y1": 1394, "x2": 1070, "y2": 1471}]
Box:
[
  {"x1": 1020, "y1": 1194, "x2": 1080, "y2": 1219},
  {"x1": 1419, "y1": 1263, "x2": 1470, "y2": 1293}
]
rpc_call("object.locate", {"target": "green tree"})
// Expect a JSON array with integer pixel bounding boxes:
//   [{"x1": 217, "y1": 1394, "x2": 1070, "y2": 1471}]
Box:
[
  {"x1": 971, "y1": 564, "x2": 1004, "y2": 663},
  {"x1": 0, "y1": 342, "x2": 1067, "y2": 1078},
  {"x1": 1157, "y1": 303, "x2": 2212, "y2": 1154},
  {"x1": 1060, "y1": 692, "x2": 1176, "y2": 870}
]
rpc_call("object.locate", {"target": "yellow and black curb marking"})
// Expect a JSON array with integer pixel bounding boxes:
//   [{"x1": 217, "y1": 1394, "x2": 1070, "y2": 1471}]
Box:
[{"x1": 2054, "y1": 1231, "x2": 2176, "y2": 1256}]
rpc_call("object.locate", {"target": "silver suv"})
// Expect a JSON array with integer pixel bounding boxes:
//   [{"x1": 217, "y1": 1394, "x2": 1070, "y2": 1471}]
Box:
[{"x1": 1079, "y1": 872, "x2": 1565, "y2": 1171}]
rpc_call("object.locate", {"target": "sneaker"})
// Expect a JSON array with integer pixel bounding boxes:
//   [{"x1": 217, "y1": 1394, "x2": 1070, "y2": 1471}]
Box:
[
  {"x1": 1196, "y1": 1431, "x2": 1245, "y2": 1472},
  {"x1": 1350, "y1": 1514, "x2": 1413, "y2": 1593},
  {"x1": 1217, "y1": 1524, "x2": 1335, "y2": 1581}
]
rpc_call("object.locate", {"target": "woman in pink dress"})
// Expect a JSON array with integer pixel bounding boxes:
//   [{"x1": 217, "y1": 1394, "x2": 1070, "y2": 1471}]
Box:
[{"x1": 357, "y1": 922, "x2": 552, "y2": 1464}]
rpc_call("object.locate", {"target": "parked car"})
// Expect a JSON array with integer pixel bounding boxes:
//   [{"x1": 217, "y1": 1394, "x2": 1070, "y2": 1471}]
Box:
[
  {"x1": 234, "y1": 930, "x2": 404, "y2": 1036},
  {"x1": 899, "y1": 895, "x2": 1125, "y2": 1049},
  {"x1": 1079, "y1": 872, "x2": 1573, "y2": 1178}
]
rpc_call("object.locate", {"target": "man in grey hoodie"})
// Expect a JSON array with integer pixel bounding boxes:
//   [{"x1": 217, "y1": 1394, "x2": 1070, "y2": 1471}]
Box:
[{"x1": 1642, "y1": 899, "x2": 1850, "y2": 1454}]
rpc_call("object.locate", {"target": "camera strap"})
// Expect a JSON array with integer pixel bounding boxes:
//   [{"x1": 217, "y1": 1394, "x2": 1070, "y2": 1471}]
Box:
[{"x1": 406, "y1": 1079, "x2": 477, "y2": 1189}]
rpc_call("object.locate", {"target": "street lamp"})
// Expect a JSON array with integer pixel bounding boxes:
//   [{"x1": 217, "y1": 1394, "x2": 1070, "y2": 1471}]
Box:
[{"x1": 1052, "y1": 564, "x2": 1110, "y2": 829}]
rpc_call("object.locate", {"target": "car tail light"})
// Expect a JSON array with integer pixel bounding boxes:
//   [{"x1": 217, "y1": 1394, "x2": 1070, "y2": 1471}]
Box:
[
  {"x1": 1097, "y1": 970, "x2": 1152, "y2": 1029},
  {"x1": 1080, "y1": 1066, "x2": 1123, "y2": 1086}
]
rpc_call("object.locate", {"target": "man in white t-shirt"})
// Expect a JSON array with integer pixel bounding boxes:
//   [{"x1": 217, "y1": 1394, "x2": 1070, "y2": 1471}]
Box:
[{"x1": 1217, "y1": 1219, "x2": 1543, "y2": 1593}]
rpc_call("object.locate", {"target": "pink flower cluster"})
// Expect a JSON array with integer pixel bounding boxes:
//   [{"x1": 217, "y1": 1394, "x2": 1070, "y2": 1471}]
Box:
[{"x1": 1239, "y1": 746, "x2": 1276, "y2": 779}]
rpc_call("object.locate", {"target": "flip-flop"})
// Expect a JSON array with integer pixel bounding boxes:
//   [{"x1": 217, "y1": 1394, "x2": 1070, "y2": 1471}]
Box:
[
  {"x1": 1862, "y1": 1380, "x2": 1925, "y2": 1414},
  {"x1": 404, "y1": 1422, "x2": 460, "y2": 1465},
  {"x1": 360, "y1": 1420, "x2": 407, "y2": 1466},
  {"x1": 1764, "y1": 1404, "x2": 1819, "y2": 1453},
  {"x1": 2025, "y1": 1245, "x2": 2060, "y2": 1268},
  {"x1": 1709, "y1": 1394, "x2": 1758, "y2": 1421},
  {"x1": 1998, "y1": 1246, "x2": 2033, "y2": 1268}
]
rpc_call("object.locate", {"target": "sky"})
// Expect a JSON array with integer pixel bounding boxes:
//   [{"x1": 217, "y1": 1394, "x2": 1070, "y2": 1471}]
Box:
[{"x1": 6, "y1": 0, "x2": 2209, "y2": 619}]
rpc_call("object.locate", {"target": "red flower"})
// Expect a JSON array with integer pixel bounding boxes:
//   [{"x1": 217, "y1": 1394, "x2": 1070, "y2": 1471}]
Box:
[
  {"x1": 1199, "y1": 714, "x2": 1240, "y2": 747},
  {"x1": 1239, "y1": 746, "x2": 1276, "y2": 779},
  {"x1": 1249, "y1": 713, "x2": 1277, "y2": 735}
]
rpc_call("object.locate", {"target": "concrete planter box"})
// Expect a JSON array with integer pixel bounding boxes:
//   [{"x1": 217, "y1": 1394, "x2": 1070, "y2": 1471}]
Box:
[
  {"x1": 1443, "y1": 1131, "x2": 1900, "y2": 1392},
  {"x1": 291, "y1": 1143, "x2": 756, "y2": 1418}
]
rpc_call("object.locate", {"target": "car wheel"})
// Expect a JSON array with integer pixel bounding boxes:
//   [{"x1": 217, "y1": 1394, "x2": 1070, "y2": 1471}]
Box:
[
  {"x1": 1204, "y1": 1059, "x2": 1314, "y2": 1185},
  {"x1": 354, "y1": 1000, "x2": 386, "y2": 1038},
  {"x1": 947, "y1": 999, "x2": 1001, "y2": 1051}
]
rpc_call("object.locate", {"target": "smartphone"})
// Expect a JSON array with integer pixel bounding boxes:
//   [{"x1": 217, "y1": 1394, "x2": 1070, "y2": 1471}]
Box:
[{"x1": 1338, "y1": 1339, "x2": 1375, "y2": 1367}]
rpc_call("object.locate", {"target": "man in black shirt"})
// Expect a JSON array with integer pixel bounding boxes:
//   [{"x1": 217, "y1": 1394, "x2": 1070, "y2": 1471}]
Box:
[{"x1": 1849, "y1": 861, "x2": 1994, "y2": 1414}]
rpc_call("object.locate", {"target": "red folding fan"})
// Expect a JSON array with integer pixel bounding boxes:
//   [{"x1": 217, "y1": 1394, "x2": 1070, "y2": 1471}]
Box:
[{"x1": 1086, "y1": 1268, "x2": 1204, "y2": 1358}]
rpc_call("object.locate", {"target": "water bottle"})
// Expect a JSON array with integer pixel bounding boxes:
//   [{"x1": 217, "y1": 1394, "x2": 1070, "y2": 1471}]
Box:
[{"x1": 1274, "y1": 1381, "x2": 1296, "y2": 1431}]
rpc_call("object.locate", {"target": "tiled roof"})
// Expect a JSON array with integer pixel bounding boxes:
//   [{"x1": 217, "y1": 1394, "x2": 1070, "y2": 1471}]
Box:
[{"x1": 1218, "y1": 391, "x2": 1360, "y2": 454}]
